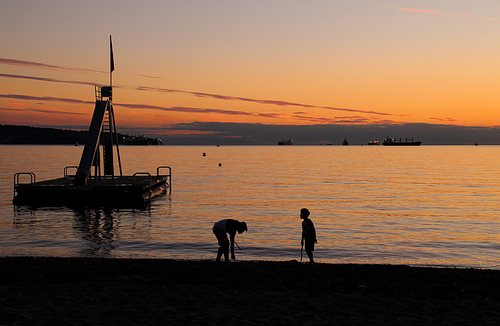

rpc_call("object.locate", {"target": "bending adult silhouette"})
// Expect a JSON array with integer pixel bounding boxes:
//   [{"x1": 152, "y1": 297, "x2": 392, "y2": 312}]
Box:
[{"x1": 212, "y1": 219, "x2": 247, "y2": 262}]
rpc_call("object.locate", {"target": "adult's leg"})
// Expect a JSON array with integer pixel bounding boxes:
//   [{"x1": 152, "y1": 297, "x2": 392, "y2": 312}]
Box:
[{"x1": 222, "y1": 241, "x2": 229, "y2": 261}]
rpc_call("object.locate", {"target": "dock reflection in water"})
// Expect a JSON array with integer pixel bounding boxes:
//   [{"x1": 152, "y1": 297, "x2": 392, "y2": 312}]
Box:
[{"x1": 73, "y1": 208, "x2": 118, "y2": 256}]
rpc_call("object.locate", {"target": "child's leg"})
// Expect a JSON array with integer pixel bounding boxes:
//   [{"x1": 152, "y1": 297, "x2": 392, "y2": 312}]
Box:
[{"x1": 306, "y1": 250, "x2": 314, "y2": 263}]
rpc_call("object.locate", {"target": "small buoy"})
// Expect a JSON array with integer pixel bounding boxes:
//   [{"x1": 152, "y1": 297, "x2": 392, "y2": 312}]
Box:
[
  {"x1": 203, "y1": 153, "x2": 206, "y2": 156},
  {"x1": 218, "y1": 163, "x2": 222, "y2": 167}
]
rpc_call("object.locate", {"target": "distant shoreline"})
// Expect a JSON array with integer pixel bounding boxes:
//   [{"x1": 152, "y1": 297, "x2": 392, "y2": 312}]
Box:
[
  {"x1": 2, "y1": 257, "x2": 500, "y2": 325},
  {"x1": 0, "y1": 124, "x2": 95, "y2": 145},
  {"x1": 3, "y1": 124, "x2": 500, "y2": 145},
  {"x1": 0, "y1": 125, "x2": 160, "y2": 145}
]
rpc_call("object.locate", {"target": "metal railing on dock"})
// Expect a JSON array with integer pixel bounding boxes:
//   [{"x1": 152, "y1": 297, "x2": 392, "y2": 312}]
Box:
[
  {"x1": 131, "y1": 166, "x2": 172, "y2": 196},
  {"x1": 64, "y1": 166, "x2": 78, "y2": 178},
  {"x1": 13, "y1": 172, "x2": 36, "y2": 198},
  {"x1": 157, "y1": 166, "x2": 172, "y2": 194},
  {"x1": 133, "y1": 172, "x2": 152, "y2": 195}
]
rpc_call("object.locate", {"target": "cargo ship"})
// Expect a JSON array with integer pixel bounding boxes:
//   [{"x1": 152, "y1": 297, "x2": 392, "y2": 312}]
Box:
[
  {"x1": 278, "y1": 138, "x2": 293, "y2": 145},
  {"x1": 123, "y1": 135, "x2": 162, "y2": 145},
  {"x1": 383, "y1": 136, "x2": 421, "y2": 146}
]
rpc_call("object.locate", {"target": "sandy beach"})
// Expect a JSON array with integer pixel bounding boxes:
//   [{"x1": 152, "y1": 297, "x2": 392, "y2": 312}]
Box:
[{"x1": 1, "y1": 257, "x2": 500, "y2": 325}]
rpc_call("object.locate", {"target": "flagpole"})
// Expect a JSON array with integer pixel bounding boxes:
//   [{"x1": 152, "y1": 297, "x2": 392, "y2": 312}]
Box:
[
  {"x1": 108, "y1": 35, "x2": 122, "y2": 177},
  {"x1": 109, "y1": 35, "x2": 114, "y2": 88}
]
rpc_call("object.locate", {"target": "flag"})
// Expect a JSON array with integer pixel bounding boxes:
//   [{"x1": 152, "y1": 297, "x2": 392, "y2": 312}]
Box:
[{"x1": 110, "y1": 35, "x2": 115, "y2": 72}]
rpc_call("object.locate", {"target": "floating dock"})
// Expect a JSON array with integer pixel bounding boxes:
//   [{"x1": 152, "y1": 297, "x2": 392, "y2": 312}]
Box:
[
  {"x1": 14, "y1": 168, "x2": 171, "y2": 207},
  {"x1": 13, "y1": 37, "x2": 171, "y2": 207}
]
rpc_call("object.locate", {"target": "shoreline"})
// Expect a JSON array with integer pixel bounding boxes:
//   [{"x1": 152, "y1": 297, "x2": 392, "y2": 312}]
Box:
[{"x1": 1, "y1": 257, "x2": 500, "y2": 325}]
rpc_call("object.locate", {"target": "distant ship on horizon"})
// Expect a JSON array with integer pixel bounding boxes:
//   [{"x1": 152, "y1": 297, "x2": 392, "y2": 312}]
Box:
[
  {"x1": 278, "y1": 138, "x2": 293, "y2": 145},
  {"x1": 382, "y1": 136, "x2": 421, "y2": 146},
  {"x1": 123, "y1": 135, "x2": 162, "y2": 145}
]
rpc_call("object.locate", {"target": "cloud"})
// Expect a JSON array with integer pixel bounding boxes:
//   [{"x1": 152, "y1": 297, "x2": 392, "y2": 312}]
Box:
[
  {"x1": 0, "y1": 58, "x2": 105, "y2": 74},
  {"x1": 0, "y1": 73, "x2": 97, "y2": 87},
  {"x1": 138, "y1": 85, "x2": 401, "y2": 116},
  {"x1": 0, "y1": 57, "x2": 170, "y2": 81},
  {"x1": 116, "y1": 102, "x2": 254, "y2": 116},
  {"x1": 0, "y1": 72, "x2": 403, "y2": 120},
  {"x1": 0, "y1": 93, "x2": 307, "y2": 123},
  {"x1": 377, "y1": 5, "x2": 499, "y2": 21},
  {"x1": 378, "y1": 6, "x2": 442, "y2": 15},
  {"x1": 0, "y1": 93, "x2": 93, "y2": 105},
  {"x1": 138, "y1": 74, "x2": 168, "y2": 81},
  {"x1": 290, "y1": 113, "x2": 381, "y2": 124},
  {"x1": 430, "y1": 117, "x2": 458, "y2": 122},
  {"x1": 1, "y1": 91, "x2": 397, "y2": 125},
  {"x1": 0, "y1": 106, "x2": 85, "y2": 116}
]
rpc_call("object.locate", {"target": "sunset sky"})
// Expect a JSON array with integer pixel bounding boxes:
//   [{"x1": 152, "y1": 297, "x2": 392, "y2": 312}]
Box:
[{"x1": 1, "y1": 1, "x2": 500, "y2": 142}]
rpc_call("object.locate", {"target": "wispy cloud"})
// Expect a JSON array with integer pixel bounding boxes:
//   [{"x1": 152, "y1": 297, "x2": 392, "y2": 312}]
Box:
[
  {"x1": 135, "y1": 85, "x2": 399, "y2": 116},
  {"x1": 377, "y1": 5, "x2": 499, "y2": 21},
  {"x1": 0, "y1": 93, "x2": 292, "y2": 121},
  {"x1": 0, "y1": 106, "x2": 85, "y2": 116},
  {"x1": 0, "y1": 93, "x2": 93, "y2": 105},
  {"x1": 430, "y1": 117, "x2": 458, "y2": 122},
  {"x1": 0, "y1": 93, "x2": 394, "y2": 125},
  {"x1": 290, "y1": 113, "x2": 382, "y2": 124},
  {"x1": 0, "y1": 73, "x2": 97, "y2": 87},
  {"x1": 117, "y1": 102, "x2": 256, "y2": 117},
  {"x1": 138, "y1": 74, "x2": 168, "y2": 81},
  {"x1": 0, "y1": 58, "x2": 106, "y2": 74},
  {"x1": 0, "y1": 57, "x2": 168, "y2": 80},
  {"x1": 0, "y1": 72, "x2": 404, "y2": 119},
  {"x1": 379, "y1": 6, "x2": 442, "y2": 15}
]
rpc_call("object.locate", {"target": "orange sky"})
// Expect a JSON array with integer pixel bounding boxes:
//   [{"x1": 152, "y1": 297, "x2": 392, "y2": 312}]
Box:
[{"x1": 1, "y1": 1, "x2": 500, "y2": 137}]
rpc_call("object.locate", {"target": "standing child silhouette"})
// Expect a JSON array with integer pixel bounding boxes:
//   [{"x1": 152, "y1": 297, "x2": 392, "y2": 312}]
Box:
[{"x1": 300, "y1": 208, "x2": 317, "y2": 263}]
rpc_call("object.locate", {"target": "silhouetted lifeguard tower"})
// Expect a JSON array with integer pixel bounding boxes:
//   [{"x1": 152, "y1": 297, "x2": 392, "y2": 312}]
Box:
[
  {"x1": 14, "y1": 37, "x2": 171, "y2": 207},
  {"x1": 72, "y1": 84, "x2": 121, "y2": 186}
]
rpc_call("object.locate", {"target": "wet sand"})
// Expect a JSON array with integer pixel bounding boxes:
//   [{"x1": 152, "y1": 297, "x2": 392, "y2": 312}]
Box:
[{"x1": 1, "y1": 257, "x2": 500, "y2": 325}]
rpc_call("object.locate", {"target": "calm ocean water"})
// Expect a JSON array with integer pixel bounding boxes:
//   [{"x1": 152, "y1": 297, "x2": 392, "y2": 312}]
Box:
[{"x1": 1, "y1": 145, "x2": 500, "y2": 269}]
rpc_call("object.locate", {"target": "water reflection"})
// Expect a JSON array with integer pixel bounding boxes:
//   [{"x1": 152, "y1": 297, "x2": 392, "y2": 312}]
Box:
[
  {"x1": 10, "y1": 201, "x2": 171, "y2": 257},
  {"x1": 73, "y1": 208, "x2": 117, "y2": 255},
  {"x1": 3, "y1": 146, "x2": 500, "y2": 268},
  {"x1": 13, "y1": 206, "x2": 36, "y2": 226}
]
